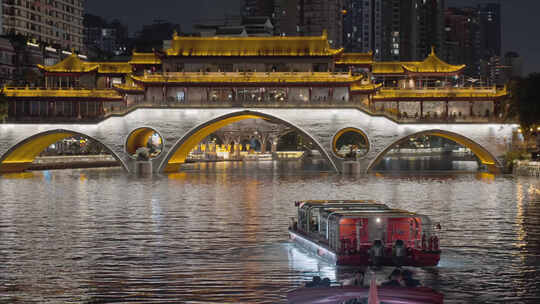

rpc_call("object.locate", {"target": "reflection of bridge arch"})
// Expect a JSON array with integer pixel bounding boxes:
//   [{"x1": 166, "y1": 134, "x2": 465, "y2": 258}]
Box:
[
  {"x1": 367, "y1": 129, "x2": 501, "y2": 172},
  {"x1": 0, "y1": 129, "x2": 129, "y2": 173},
  {"x1": 158, "y1": 110, "x2": 339, "y2": 173}
]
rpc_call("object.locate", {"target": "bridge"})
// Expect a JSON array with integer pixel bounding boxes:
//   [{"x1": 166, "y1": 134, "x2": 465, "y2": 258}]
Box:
[
  {"x1": 0, "y1": 34, "x2": 517, "y2": 174},
  {"x1": 0, "y1": 106, "x2": 516, "y2": 174}
]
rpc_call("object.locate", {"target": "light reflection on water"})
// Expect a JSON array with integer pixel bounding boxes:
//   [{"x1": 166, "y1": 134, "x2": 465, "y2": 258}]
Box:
[{"x1": 0, "y1": 161, "x2": 539, "y2": 303}]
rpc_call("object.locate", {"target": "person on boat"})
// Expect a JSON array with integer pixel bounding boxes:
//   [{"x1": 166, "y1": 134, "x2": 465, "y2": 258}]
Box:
[
  {"x1": 352, "y1": 271, "x2": 364, "y2": 286},
  {"x1": 342, "y1": 270, "x2": 364, "y2": 287},
  {"x1": 402, "y1": 269, "x2": 421, "y2": 287},
  {"x1": 305, "y1": 276, "x2": 321, "y2": 287},
  {"x1": 381, "y1": 268, "x2": 403, "y2": 287},
  {"x1": 320, "y1": 278, "x2": 331, "y2": 287}
]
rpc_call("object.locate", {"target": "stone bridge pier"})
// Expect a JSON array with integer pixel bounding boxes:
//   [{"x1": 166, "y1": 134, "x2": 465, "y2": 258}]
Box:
[{"x1": 0, "y1": 108, "x2": 517, "y2": 174}]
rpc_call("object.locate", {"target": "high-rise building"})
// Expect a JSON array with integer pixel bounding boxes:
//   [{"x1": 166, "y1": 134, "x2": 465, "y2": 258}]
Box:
[
  {"x1": 243, "y1": 0, "x2": 275, "y2": 18},
  {"x1": 343, "y1": 0, "x2": 380, "y2": 53},
  {"x1": 476, "y1": 3, "x2": 501, "y2": 60},
  {"x1": 84, "y1": 14, "x2": 129, "y2": 57},
  {"x1": 273, "y1": 0, "x2": 299, "y2": 36},
  {"x1": 343, "y1": 0, "x2": 444, "y2": 61},
  {"x1": 298, "y1": 0, "x2": 344, "y2": 48},
  {"x1": 444, "y1": 3, "x2": 501, "y2": 78},
  {"x1": 1, "y1": 0, "x2": 85, "y2": 52}
]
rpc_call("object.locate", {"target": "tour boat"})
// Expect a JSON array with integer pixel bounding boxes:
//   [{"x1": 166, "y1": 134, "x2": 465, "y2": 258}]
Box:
[{"x1": 288, "y1": 200, "x2": 441, "y2": 266}]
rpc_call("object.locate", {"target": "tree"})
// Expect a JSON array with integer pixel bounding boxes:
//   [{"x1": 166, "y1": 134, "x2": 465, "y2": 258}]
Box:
[
  {"x1": 511, "y1": 73, "x2": 540, "y2": 138},
  {"x1": 0, "y1": 91, "x2": 8, "y2": 122}
]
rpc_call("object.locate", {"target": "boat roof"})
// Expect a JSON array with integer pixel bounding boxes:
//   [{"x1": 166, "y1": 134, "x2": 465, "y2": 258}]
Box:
[{"x1": 296, "y1": 200, "x2": 425, "y2": 218}]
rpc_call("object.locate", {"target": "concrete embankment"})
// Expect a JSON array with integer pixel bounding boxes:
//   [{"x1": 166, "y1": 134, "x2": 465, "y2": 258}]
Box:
[
  {"x1": 513, "y1": 160, "x2": 540, "y2": 177},
  {"x1": 30, "y1": 155, "x2": 120, "y2": 171}
]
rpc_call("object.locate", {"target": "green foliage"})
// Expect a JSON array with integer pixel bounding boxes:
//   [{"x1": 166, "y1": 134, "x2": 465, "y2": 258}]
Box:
[
  {"x1": 503, "y1": 150, "x2": 529, "y2": 172},
  {"x1": 0, "y1": 91, "x2": 8, "y2": 122},
  {"x1": 511, "y1": 74, "x2": 540, "y2": 137}
]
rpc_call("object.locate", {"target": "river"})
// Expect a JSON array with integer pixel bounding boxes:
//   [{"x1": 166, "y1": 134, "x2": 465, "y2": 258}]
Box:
[{"x1": 0, "y1": 161, "x2": 539, "y2": 303}]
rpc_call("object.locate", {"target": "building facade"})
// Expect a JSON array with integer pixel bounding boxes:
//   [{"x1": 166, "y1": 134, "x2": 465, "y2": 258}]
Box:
[
  {"x1": 342, "y1": 0, "x2": 445, "y2": 62},
  {"x1": 1, "y1": 0, "x2": 84, "y2": 52},
  {"x1": 444, "y1": 3, "x2": 501, "y2": 78},
  {"x1": 0, "y1": 36, "x2": 15, "y2": 85},
  {"x1": 3, "y1": 33, "x2": 507, "y2": 125}
]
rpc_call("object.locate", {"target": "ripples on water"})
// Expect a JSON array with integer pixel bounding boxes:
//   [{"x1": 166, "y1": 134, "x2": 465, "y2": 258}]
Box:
[{"x1": 0, "y1": 161, "x2": 539, "y2": 303}]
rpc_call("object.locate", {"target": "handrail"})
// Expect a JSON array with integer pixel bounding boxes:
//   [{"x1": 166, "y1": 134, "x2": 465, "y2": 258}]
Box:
[{"x1": 3, "y1": 98, "x2": 518, "y2": 124}]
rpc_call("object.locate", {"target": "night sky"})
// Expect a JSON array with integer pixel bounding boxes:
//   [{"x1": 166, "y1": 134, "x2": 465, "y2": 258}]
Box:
[{"x1": 85, "y1": 0, "x2": 540, "y2": 75}]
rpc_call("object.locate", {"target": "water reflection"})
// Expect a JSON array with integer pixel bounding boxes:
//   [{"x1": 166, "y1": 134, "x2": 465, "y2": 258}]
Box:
[{"x1": 0, "y1": 162, "x2": 538, "y2": 303}]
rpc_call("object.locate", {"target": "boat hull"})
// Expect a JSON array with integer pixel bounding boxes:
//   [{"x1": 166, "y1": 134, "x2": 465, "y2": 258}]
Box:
[
  {"x1": 289, "y1": 229, "x2": 440, "y2": 267},
  {"x1": 287, "y1": 286, "x2": 444, "y2": 304}
]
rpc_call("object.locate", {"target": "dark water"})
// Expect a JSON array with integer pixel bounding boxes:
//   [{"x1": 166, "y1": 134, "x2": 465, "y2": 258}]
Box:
[{"x1": 0, "y1": 161, "x2": 539, "y2": 304}]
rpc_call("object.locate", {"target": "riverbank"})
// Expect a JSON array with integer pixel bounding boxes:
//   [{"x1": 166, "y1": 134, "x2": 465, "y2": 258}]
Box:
[
  {"x1": 30, "y1": 155, "x2": 120, "y2": 171},
  {"x1": 513, "y1": 160, "x2": 540, "y2": 177}
]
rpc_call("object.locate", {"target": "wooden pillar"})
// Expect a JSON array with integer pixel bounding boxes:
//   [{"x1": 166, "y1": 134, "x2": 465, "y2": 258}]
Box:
[
  {"x1": 445, "y1": 100, "x2": 449, "y2": 119},
  {"x1": 420, "y1": 101, "x2": 424, "y2": 118}
]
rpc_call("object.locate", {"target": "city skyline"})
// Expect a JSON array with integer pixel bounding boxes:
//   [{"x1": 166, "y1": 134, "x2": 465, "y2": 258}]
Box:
[{"x1": 85, "y1": 0, "x2": 540, "y2": 75}]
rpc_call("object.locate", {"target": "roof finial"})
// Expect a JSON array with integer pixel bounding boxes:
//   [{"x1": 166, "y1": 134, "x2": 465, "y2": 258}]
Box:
[
  {"x1": 173, "y1": 30, "x2": 179, "y2": 39},
  {"x1": 430, "y1": 46, "x2": 436, "y2": 56},
  {"x1": 322, "y1": 29, "x2": 328, "y2": 39}
]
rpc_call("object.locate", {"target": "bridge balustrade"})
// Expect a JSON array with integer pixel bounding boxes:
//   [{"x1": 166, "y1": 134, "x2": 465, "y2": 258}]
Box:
[{"x1": 4, "y1": 95, "x2": 514, "y2": 124}]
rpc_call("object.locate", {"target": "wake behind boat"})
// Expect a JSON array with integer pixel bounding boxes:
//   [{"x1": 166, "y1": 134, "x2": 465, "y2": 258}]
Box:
[{"x1": 288, "y1": 200, "x2": 441, "y2": 266}]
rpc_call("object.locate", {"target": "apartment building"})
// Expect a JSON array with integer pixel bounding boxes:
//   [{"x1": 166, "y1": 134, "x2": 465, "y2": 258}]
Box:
[{"x1": 1, "y1": 0, "x2": 84, "y2": 52}]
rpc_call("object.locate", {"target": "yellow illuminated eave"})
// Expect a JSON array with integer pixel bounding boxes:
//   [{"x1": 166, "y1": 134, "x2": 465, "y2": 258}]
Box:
[
  {"x1": 132, "y1": 72, "x2": 363, "y2": 85},
  {"x1": 166, "y1": 33, "x2": 343, "y2": 57},
  {"x1": 350, "y1": 83, "x2": 382, "y2": 93},
  {"x1": 113, "y1": 83, "x2": 145, "y2": 93},
  {"x1": 372, "y1": 87, "x2": 508, "y2": 100},
  {"x1": 372, "y1": 62, "x2": 407, "y2": 75},
  {"x1": 372, "y1": 49, "x2": 465, "y2": 75},
  {"x1": 38, "y1": 53, "x2": 131, "y2": 74},
  {"x1": 3, "y1": 88, "x2": 123, "y2": 100},
  {"x1": 97, "y1": 62, "x2": 132, "y2": 74},
  {"x1": 402, "y1": 48, "x2": 465, "y2": 74},
  {"x1": 335, "y1": 52, "x2": 374, "y2": 65},
  {"x1": 38, "y1": 53, "x2": 99, "y2": 73},
  {"x1": 129, "y1": 52, "x2": 162, "y2": 65}
]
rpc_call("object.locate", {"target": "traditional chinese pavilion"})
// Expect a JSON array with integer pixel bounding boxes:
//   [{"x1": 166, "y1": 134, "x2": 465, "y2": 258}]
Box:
[{"x1": 3, "y1": 33, "x2": 507, "y2": 122}]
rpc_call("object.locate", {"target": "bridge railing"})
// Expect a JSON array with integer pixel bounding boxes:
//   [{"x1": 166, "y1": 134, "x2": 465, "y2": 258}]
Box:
[{"x1": 5, "y1": 97, "x2": 516, "y2": 124}]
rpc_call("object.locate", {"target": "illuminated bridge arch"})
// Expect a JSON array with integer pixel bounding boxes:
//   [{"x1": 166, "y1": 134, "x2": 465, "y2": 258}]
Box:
[
  {"x1": 0, "y1": 129, "x2": 129, "y2": 173},
  {"x1": 158, "y1": 110, "x2": 339, "y2": 173},
  {"x1": 367, "y1": 129, "x2": 501, "y2": 173}
]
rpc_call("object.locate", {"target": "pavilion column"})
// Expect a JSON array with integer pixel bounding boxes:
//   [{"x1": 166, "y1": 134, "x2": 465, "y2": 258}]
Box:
[
  {"x1": 271, "y1": 137, "x2": 278, "y2": 153},
  {"x1": 396, "y1": 101, "x2": 400, "y2": 118},
  {"x1": 469, "y1": 101, "x2": 474, "y2": 117},
  {"x1": 260, "y1": 135, "x2": 268, "y2": 154},
  {"x1": 420, "y1": 101, "x2": 424, "y2": 119},
  {"x1": 445, "y1": 100, "x2": 449, "y2": 119}
]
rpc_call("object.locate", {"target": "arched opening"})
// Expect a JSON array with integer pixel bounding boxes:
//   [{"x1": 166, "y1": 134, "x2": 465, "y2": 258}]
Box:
[
  {"x1": 159, "y1": 111, "x2": 338, "y2": 173},
  {"x1": 125, "y1": 127, "x2": 163, "y2": 159},
  {"x1": 368, "y1": 130, "x2": 500, "y2": 173},
  {"x1": 0, "y1": 130, "x2": 128, "y2": 173},
  {"x1": 332, "y1": 128, "x2": 369, "y2": 159}
]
